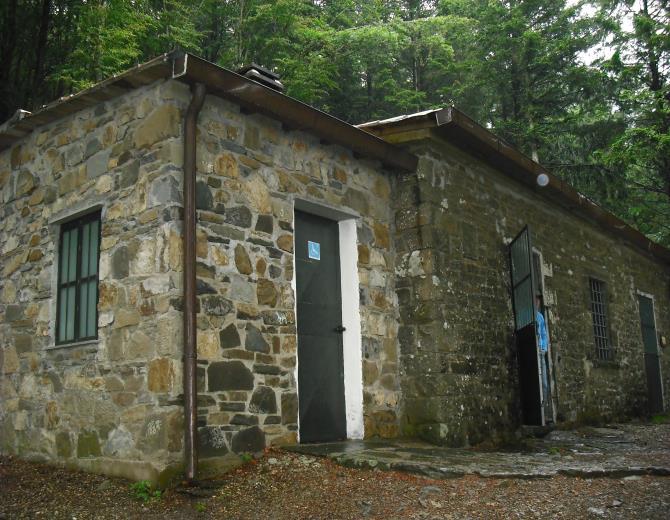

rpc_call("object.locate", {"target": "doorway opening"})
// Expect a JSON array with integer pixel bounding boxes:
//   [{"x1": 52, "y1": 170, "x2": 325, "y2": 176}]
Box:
[
  {"x1": 638, "y1": 294, "x2": 664, "y2": 414},
  {"x1": 508, "y1": 226, "x2": 553, "y2": 426}
]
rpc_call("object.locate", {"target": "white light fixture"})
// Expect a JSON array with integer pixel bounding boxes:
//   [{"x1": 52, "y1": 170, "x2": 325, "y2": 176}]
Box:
[{"x1": 536, "y1": 173, "x2": 549, "y2": 187}]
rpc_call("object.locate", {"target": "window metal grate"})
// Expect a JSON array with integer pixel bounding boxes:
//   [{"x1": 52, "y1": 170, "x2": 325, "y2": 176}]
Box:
[
  {"x1": 589, "y1": 278, "x2": 612, "y2": 360},
  {"x1": 56, "y1": 211, "x2": 101, "y2": 345}
]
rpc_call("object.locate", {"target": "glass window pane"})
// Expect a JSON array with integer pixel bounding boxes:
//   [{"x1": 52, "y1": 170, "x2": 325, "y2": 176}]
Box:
[
  {"x1": 79, "y1": 282, "x2": 89, "y2": 338},
  {"x1": 81, "y1": 223, "x2": 90, "y2": 278},
  {"x1": 66, "y1": 286, "x2": 76, "y2": 340},
  {"x1": 58, "y1": 287, "x2": 68, "y2": 342},
  {"x1": 68, "y1": 228, "x2": 78, "y2": 282},
  {"x1": 89, "y1": 220, "x2": 99, "y2": 275},
  {"x1": 60, "y1": 231, "x2": 70, "y2": 283},
  {"x1": 87, "y1": 282, "x2": 97, "y2": 337}
]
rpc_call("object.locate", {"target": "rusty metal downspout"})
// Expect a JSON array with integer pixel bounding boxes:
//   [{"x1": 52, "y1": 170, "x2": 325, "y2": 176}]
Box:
[{"x1": 183, "y1": 81, "x2": 206, "y2": 481}]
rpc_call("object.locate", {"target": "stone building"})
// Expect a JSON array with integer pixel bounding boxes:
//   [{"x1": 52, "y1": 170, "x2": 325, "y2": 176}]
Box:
[
  {"x1": 361, "y1": 108, "x2": 670, "y2": 445},
  {"x1": 0, "y1": 52, "x2": 667, "y2": 484}
]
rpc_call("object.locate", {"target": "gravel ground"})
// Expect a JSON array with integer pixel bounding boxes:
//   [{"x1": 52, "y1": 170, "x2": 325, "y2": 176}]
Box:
[{"x1": 1, "y1": 449, "x2": 668, "y2": 519}]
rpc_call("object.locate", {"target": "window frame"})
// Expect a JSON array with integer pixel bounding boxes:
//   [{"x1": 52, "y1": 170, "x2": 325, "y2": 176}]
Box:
[
  {"x1": 532, "y1": 249, "x2": 551, "y2": 343},
  {"x1": 588, "y1": 277, "x2": 613, "y2": 361},
  {"x1": 55, "y1": 211, "x2": 102, "y2": 346}
]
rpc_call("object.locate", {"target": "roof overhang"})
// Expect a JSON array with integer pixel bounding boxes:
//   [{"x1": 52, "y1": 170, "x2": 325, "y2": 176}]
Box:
[
  {"x1": 0, "y1": 51, "x2": 417, "y2": 173},
  {"x1": 360, "y1": 107, "x2": 670, "y2": 265}
]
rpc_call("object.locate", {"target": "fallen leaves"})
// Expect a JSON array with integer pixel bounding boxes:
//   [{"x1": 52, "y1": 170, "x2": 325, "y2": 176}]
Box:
[{"x1": 2, "y1": 424, "x2": 670, "y2": 520}]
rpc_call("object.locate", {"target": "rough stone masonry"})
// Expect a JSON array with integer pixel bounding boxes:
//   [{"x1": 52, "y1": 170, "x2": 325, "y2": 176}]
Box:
[
  {"x1": 390, "y1": 134, "x2": 670, "y2": 446},
  {"x1": 0, "y1": 77, "x2": 401, "y2": 484}
]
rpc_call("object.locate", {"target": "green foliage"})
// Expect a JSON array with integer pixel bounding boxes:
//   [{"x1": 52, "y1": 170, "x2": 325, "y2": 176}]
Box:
[
  {"x1": 651, "y1": 414, "x2": 670, "y2": 424},
  {"x1": 239, "y1": 452, "x2": 254, "y2": 463},
  {"x1": 594, "y1": 0, "x2": 670, "y2": 245},
  {"x1": 0, "y1": 0, "x2": 667, "y2": 245},
  {"x1": 195, "y1": 502, "x2": 207, "y2": 513},
  {"x1": 129, "y1": 480, "x2": 162, "y2": 503},
  {"x1": 51, "y1": 1, "x2": 150, "y2": 90}
]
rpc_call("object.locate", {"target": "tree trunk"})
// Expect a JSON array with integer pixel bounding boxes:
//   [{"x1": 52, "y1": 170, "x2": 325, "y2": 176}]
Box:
[
  {"x1": 32, "y1": 0, "x2": 52, "y2": 105},
  {"x1": 1, "y1": 0, "x2": 18, "y2": 83}
]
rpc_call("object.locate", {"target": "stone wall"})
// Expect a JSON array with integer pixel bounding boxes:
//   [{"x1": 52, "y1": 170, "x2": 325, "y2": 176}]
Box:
[
  {"x1": 5, "y1": 68, "x2": 663, "y2": 479},
  {"x1": 0, "y1": 80, "x2": 191, "y2": 483},
  {"x1": 0, "y1": 77, "x2": 402, "y2": 483},
  {"x1": 396, "y1": 136, "x2": 670, "y2": 446},
  {"x1": 189, "y1": 88, "x2": 401, "y2": 460}
]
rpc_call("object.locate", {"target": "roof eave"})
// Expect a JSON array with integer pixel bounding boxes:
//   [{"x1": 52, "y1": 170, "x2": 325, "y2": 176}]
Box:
[
  {"x1": 0, "y1": 52, "x2": 417, "y2": 173},
  {"x1": 0, "y1": 53, "x2": 174, "y2": 151},
  {"x1": 176, "y1": 54, "x2": 417, "y2": 173},
  {"x1": 363, "y1": 107, "x2": 670, "y2": 265}
]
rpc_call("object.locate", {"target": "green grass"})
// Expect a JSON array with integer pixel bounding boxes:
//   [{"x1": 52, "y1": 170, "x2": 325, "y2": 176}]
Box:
[
  {"x1": 651, "y1": 414, "x2": 669, "y2": 424},
  {"x1": 129, "y1": 480, "x2": 162, "y2": 503},
  {"x1": 239, "y1": 452, "x2": 254, "y2": 463}
]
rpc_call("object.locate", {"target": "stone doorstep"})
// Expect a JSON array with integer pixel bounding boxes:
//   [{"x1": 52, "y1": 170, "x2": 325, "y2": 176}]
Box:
[
  {"x1": 336, "y1": 454, "x2": 670, "y2": 480},
  {"x1": 283, "y1": 440, "x2": 670, "y2": 481}
]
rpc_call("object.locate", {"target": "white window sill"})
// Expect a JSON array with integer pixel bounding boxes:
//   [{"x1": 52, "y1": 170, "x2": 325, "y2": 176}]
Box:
[{"x1": 45, "y1": 339, "x2": 99, "y2": 351}]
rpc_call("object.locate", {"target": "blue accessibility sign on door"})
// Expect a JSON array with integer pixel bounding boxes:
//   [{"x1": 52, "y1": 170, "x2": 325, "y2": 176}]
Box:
[{"x1": 308, "y1": 241, "x2": 321, "y2": 260}]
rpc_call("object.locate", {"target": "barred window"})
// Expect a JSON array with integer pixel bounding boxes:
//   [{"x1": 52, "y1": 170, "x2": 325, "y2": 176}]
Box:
[
  {"x1": 56, "y1": 212, "x2": 101, "y2": 345},
  {"x1": 589, "y1": 278, "x2": 612, "y2": 360}
]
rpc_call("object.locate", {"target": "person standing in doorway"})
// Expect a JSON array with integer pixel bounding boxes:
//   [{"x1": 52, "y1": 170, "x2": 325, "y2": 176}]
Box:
[{"x1": 535, "y1": 295, "x2": 551, "y2": 416}]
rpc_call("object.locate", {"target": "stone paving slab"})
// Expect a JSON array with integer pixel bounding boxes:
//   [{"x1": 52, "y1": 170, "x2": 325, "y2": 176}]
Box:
[{"x1": 284, "y1": 423, "x2": 670, "y2": 480}]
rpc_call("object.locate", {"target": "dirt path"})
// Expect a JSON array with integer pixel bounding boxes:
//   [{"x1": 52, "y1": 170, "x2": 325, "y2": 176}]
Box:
[{"x1": 1, "y1": 449, "x2": 668, "y2": 519}]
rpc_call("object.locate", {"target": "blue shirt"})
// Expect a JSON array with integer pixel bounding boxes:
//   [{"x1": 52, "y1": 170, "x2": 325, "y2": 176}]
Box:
[{"x1": 536, "y1": 310, "x2": 549, "y2": 352}]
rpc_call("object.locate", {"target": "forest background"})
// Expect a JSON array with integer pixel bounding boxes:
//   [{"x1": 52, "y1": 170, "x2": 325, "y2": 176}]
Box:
[{"x1": 1, "y1": 0, "x2": 668, "y2": 246}]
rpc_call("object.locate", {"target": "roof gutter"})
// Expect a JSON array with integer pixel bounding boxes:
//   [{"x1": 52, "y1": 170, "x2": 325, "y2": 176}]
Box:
[
  {"x1": 432, "y1": 108, "x2": 670, "y2": 265},
  {"x1": 0, "y1": 53, "x2": 173, "y2": 150},
  {"x1": 360, "y1": 107, "x2": 670, "y2": 265},
  {"x1": 171, "y1": 54, "x2": 418, "y2": 173},
  {"x1": 182, "y1": 76, "x2": 206, "y2": 482},
  {"x1": 0, "y1": 51, "x2": 416, "y2": 174}
]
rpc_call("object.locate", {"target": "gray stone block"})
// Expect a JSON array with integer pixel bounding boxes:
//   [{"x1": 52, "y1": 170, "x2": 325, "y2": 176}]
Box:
[
  {"x1": 220, "y1": 324, "x2": 241, "y2": 349},
  {"x1": 201, "y1": 295, "x2": 233, "y2": 316},
  {"x1": 208, "y1": 361, "x2": 254, "y2": 391},
  {"x1": 149, "y1": 175, "x2": 181, "y2": 207},
  {"x1": 86, "y1": 149, "x2": 111, "y2": 178},
  {"x1": 198, "y1": 426, "x2": 229, "y2": 458},
  {"x1": 250, "y1": 386, "x2": 276, "y2": 414},
  {"x1": 231, "y1": 426, "x2": 265, "y2": 454},
  {"x1": 224, "y1": 206, "x2": 252, "y2": 228},
  {"x1": 245, "y1": 324, "x2": 269, "y2": 353}
]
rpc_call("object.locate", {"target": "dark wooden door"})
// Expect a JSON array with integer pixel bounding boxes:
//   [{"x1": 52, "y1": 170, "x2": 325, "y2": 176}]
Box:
[
  {"x1": 295, "y1": 210, "x2": 346, "y2": 442},
  {"x1": 509, "y1": 226, "x2": 543, "y2": 426},
  {"x1": 639, "y1": 295, "x2": 664, "y2": 414}
]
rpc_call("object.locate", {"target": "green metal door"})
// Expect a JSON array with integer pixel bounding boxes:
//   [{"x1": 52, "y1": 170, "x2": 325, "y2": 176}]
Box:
[
  {"x1": 509, "y1": 226, "x2": 543, "y2": 426},
  {"x1": 639, "y1": 295, "x2": 664, "y2": 414}
]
